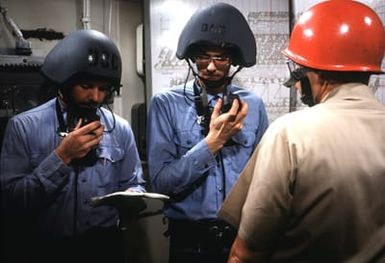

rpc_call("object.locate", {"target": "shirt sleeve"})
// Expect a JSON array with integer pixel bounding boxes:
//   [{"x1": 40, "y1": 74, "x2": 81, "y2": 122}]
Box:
[
  {"x1": 146, "y1": 93, "x2": 217, "y2": 196},
  {"x1": 119, "y1": 124, "x2": 146, "y2": 193},
  {"x1": 0, "y1": 117, "x2": 72, "y2": 212},
  {"x1": 238, "y1": 125, "x2": 295, "y2": 252}
]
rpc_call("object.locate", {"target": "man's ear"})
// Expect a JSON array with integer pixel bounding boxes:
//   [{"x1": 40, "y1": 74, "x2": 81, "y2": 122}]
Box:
[{"x1": 311, "y1": 71, "x2": 326, "y2": 86}]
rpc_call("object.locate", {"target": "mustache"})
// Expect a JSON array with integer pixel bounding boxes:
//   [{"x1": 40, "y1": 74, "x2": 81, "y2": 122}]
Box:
[
  {"x1": 78, "y1": 102, "x2": 100, "y2": 109},
  {"x1": 200, "y1": 73, "x2": 222, "y2": 80}
]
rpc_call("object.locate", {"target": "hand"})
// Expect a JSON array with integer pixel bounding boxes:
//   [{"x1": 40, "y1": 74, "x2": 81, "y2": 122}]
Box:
[
  {"x1": 227, "y1": 235, "x2": 259, "y2": 263},
  {"x1": 55, "y1": 119, "x2": 104, "y2": 165},
  {"x1": 205, "y1": 98, "x2": 248, "y2": 154}
]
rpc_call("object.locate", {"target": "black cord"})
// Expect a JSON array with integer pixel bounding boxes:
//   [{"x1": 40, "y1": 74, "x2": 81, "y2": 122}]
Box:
[
  {"x1": 218, "y1": 150, "x2": 227, "y2": 201},
  {"x1": 55, "y1": 98, "x2": 67, "y2": 135},
  {"x1": 102, "y1": 104, "x2": 116, "y2": 133},
  {"x1": 73, "y1": 167, "x2": 79, "y2": 236},
  {"x1": 183, "y1": 62, "x2": 194, "y2": 105}
]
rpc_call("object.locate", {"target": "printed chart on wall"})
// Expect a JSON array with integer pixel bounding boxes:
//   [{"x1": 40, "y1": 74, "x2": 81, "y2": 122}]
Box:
[{"x1": 150, "y1": 0, "x2": 291, "y2": 123}]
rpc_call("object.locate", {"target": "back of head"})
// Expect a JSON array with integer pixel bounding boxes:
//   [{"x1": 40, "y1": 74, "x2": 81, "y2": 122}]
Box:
[
  {"x1": 283, "y1": 0, "x2": 385, "y2": 73},
  {"x1": 176, "y1": 2, "x2": 256, "y2": 67},
  {"x1": 41, "y1": 29, "x2": 122, "y2": 95}
]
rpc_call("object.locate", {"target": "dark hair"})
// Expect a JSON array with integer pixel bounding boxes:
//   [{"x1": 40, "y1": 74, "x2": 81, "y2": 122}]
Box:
[{"x1": 314, "y1": 70, "x2": 372, "y2": 85}]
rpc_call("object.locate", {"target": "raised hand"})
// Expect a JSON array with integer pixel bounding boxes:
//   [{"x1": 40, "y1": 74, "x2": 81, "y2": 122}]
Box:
[
  {"x1": 205, "y1": 98, "x2": 248, "y2": 154},
  {"x1": 55, "y1": 120, "x2": 104, "y2": 165}
]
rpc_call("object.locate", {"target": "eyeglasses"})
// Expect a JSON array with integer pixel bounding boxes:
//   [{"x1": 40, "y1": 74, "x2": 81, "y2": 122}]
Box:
[{"x1": 194, "y1": 54, "x2": 231, "y2": 68}]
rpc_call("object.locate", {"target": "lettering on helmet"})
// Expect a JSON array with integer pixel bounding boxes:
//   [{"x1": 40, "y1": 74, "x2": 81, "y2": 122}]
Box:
[
  {"x1": 101, "y1": 52, "x2": 109, "y2": 67},
  {"x1": 200, "y1": 23, "x2": 226, "y2": 35},
  {"x1": 87, "y1": 48, "x2": 119, "y2": 71},
  {"x1": 88, "y1": 48, "x2": 98, "y2": 66}
]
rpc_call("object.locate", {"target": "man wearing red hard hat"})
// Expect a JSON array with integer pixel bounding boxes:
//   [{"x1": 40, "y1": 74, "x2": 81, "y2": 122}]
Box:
[{"x1": 218, "y1": 0, "x2": 385, "y2": 262}]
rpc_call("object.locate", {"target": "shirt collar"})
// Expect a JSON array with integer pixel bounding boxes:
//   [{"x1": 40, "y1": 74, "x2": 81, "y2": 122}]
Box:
[{"x1": 322, "y1": 83, "x2": 374, "y2": 104}]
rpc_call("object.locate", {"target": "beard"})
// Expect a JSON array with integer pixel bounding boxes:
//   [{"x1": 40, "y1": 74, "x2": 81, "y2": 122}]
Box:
[
  {"x1": 201, "y1": 76, "x2": 230, "y2": 91},
  {"x1": 66, "y1": 102, "x2": 100, "y2": 130},
  {"x1": 64, "y1": 96, "x2": 101, "y2": 167}
]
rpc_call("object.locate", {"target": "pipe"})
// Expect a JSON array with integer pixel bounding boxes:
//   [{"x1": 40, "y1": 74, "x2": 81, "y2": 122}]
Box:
[
  {"x1": 0, "y1": 6, "x2": 32, "y2": 55},
  {"x1": 81, "y1": 0, "x2": 91, "y2": 29}
]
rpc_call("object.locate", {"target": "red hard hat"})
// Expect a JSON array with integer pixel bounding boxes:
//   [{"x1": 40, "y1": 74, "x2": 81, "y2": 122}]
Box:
[{"x1": 283, "y1": 0, "x2": 385, "y2": 73}]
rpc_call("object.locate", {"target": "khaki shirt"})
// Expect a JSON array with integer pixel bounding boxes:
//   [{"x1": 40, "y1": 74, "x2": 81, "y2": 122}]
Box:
[{"x1": 219, "y1": 83, "x2": 385, "y2": 262}]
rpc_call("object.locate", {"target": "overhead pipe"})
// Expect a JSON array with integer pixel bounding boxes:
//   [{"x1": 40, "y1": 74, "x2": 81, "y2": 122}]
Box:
[
  {"x1": 82, "y1": 0, "x2": 91, "y2": 29},
  {"x1": 0, "y1": 6, "x2": 32, "y2": 55}
]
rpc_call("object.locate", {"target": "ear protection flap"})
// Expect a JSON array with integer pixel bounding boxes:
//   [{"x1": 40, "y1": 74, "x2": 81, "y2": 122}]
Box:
[
  {"x1": 284, "y1": 67, "x2": 315, "y2": 107},
  {"x1": 299, "y1": 77, "x2": 315, "y2": 107}
]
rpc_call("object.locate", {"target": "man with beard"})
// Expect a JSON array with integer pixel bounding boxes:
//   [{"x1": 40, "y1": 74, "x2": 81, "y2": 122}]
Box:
[
  {"x1": 0, "y1": 29, "x2": 145, "y2": 263},
  {"x1": 147, "y1": 3, "x2": 268, "y2": 263}
]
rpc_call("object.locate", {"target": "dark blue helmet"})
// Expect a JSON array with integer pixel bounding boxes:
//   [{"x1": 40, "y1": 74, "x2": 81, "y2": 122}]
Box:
[
  {"x1": 176, "y1": 3, "x2": 256, "y2": 67},
  {"x1": 41, "y1": 29, "x2": 122, "y2": 90}
]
